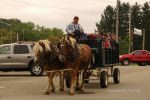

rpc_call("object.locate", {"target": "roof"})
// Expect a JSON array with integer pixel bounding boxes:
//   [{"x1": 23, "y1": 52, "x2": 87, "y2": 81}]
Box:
[{"x1": 0, "y1": 42, "x2": 34, "y2": 47}]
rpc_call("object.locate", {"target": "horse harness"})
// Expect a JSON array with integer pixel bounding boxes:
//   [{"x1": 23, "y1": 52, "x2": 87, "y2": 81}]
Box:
[
  {"x1": 58, "y1": 41, "x2": 81, "y2": 64},
  {"x1": 38, "y1": 44, "x2": 60, "y2": 67}
]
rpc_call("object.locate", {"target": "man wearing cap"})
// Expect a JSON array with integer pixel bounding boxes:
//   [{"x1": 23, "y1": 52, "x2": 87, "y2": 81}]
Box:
[{"x1": 66, "y1": 16, "x2": 84, "y2": 40}]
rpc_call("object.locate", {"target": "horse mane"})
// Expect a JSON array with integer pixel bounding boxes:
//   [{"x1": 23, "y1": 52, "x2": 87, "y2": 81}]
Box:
[
  {"x1": 33, "y1": 42, "x2": 43, "y2": 57},
  {"x1": 63, "y1": 36, "x2": 76, "y2": 49},
  {"x1": 39, "y1": 40, "x2": 51, "y2": 52},
  {"x1": 33, "y1": 40, "x2": 51, "y2": 57}
]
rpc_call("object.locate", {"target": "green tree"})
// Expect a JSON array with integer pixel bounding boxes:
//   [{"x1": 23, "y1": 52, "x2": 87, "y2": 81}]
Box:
[
  {"x1": 0, "y1": 18, "x2": 64, "y2": 44},
  {"x1": 132, "y1": 2, "x2": 143, "y2": 29},
  {"x1": 96, "y1": 5, "x2": 116, "y2": 33},
  {"x1": 119, "y1": 35, "x2": 129, "y2": 54},
  {"x1": 142, "y1": 2, "x2": 150, "y2": 51},
  {"x1": 131, "y1": 2, "x2": 143, "y2": 50},
  {"x1": 118, "y1": 2, "x2": 130, "y2": 35}
]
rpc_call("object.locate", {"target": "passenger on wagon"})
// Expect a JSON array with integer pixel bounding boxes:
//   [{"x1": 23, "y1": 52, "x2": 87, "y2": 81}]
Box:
[
  {"x1": 66, "y1": 16, "x2": 84, "y2": 41},
  {"x1": 104, "y1": 33, "x2": 112, "y2": 49},
  {"x1": 110, "y1": 33, "x2": 119, "y2": 49},
  {"x1": 97, "y1": 31, "x2": 105, "y2": 40},
  {"x1": 96, "y1": 31, "x2": 102, "y2": 39}
]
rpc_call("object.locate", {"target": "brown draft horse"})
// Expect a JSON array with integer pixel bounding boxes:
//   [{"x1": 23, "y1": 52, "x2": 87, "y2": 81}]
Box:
[
  {"x1": 33, "y1": 40, "x2": 65, "y2": 95},
  {"x1": 58, "y1": 36, "x2": 92, "y2": 95}
]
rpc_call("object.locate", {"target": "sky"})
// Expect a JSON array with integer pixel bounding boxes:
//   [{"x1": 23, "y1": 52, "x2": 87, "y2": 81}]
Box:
[{"x1": 0, "y1": 0, "x2": 149, "y2": 33}]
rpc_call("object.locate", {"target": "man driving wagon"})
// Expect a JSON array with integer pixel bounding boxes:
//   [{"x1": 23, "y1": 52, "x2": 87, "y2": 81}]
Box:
[{"x1": 66, "y1": 16, "x2": 84, "y2": 41}]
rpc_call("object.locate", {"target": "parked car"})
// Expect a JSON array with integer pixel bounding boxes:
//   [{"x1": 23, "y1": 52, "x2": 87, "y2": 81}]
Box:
[
  {"x1": 119, "y1": 50, "x2": 150, "y2": 66},
  {"x1": 0, "y1": 43, "x2": 43, "y2": 76}
]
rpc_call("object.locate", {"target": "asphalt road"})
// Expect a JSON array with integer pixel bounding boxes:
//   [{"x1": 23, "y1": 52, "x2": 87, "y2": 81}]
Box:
[{"x1": 0, "y1": 66, "x2": 150, "y2": 100}]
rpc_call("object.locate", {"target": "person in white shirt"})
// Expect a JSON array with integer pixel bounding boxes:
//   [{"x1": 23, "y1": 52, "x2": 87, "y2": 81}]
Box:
[{"x1": 66, "y1": 16, "x2": 84, "y2": 40}]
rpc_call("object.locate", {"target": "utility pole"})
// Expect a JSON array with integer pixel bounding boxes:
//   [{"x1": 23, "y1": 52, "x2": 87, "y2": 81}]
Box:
[
  {"x1": 143, "y1": 29, "x2": 145, "y2": 50},
  {"x1": 17, "y1": 33, "x2": 19, "y2": 41},
  {"x1": 129, "y1": 7, "x2": 132, "y2": 53},
  {"x1": 16, "y1": 24, "x2": 19, "y2": 42},
  {"x1": 116, "y1": 0, "x2": 119, "y2": 42}
]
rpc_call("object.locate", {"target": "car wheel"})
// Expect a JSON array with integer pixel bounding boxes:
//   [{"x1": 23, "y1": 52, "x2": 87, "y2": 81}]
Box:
[
  {"x1": 122, "y1": 59, "x2": 130, "y2": 66},
  {"x1": 30, "y1": 63, "x2": 43, "y2": 76}
]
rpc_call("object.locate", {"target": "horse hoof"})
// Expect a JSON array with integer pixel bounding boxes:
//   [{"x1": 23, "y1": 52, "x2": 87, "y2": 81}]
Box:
[
  {"x1": 75, "y1": 87, "x2": 80, "y2": 91},
  {"x1": 76, "y1": 88, "x2": 85, "y2": 93},
  {"x1": 59, "y1": 88, "x2": 64, "y2": 91},
  {"x1": 79, "y1": 89, "x2": 84, "y2": 93},
  {"x1": 44, "y1": 91, "x2": 50, "y2": 95},
  {"x1": 69, "y1": 92, "x2": 74, "y2": 95},
  {"x1": 51, "y1": 89, "x2": 55, "y2": 93}
]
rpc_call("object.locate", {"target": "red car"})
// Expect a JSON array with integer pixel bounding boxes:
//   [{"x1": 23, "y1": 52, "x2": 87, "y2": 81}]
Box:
[{"x1": 119, "y1": 50, "x2": 150, "y2": 66}]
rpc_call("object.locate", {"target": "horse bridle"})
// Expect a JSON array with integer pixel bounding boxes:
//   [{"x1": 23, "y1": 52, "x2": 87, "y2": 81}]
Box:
[
  {"x1": 37, "y1": 44, "x2": 60, "y2": 66},
  {"x1": 50, "y1": 45, "x2": 60, "y2": 58},
  {"x1": 58, "y1": 41, "x2": 76, "y2": 63}
]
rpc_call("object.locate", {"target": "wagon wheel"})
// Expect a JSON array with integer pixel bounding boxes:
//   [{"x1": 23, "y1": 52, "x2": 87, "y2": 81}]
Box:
[
  {"x1": 65, "y1": 74, "x2": 71, "y2": 88},
  {"x1": 100, "y1": 71, "x2": 108, "y2": 88},
  {"x1": 113, "y1": 68, "x2": 120, "y2": 84}
]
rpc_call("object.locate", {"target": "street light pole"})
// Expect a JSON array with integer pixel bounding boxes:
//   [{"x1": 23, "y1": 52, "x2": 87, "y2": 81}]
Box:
[{"x1": 116, "y1": 0, "x2": 119, "y2": 42}]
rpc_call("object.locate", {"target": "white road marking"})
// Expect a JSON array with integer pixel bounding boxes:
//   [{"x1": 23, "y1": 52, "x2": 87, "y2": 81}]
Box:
[{"x1": 107, "y1": 89, "x2": 141, "y2": 93}]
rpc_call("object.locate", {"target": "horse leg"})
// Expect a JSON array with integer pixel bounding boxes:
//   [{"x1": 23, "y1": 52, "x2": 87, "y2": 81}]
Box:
[
  {"x1": 70, "y1": 70, "x2": 77, "y2": 95},
  {"x1": 44, "y1": 72, "x2": 51, "y2": 95},
  {"x1": 78, "y1": 70, "x2": 87, "y2": 92},
  {"x1": 59, "y1": 72, "x2": 65, "y2": 91},
  {"x1": 75, "y1": 72, "x2": 80, "y2": 91},
  {"x1": 50, "y1": 72, "x2": 55, "y2": 93}
]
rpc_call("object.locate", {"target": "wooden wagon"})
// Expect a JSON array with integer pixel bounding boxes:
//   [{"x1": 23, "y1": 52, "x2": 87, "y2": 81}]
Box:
[{"x1": 65, "y1": 38, "x2": 120, "y2": 88}]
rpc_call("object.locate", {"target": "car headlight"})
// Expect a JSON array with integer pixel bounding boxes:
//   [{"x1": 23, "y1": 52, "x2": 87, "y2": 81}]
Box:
[{"x1": 119, "y1": 55, "x2": 122, "y2": 58}]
